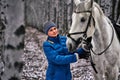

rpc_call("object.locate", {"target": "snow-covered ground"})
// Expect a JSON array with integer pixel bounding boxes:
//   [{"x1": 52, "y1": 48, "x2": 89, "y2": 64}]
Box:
[{"x1": 22, "y1": 27, "x2": 47, "y2": 80}]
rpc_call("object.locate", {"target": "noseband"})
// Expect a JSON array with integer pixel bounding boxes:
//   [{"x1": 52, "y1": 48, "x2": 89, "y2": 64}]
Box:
[{"x1": 67, "y1": 10, "x2": 95, "y2": 45}]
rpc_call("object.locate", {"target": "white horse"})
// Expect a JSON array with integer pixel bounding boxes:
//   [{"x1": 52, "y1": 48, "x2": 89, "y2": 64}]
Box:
[{"x1": 66, "y1": 0, "x2": 120, "y2": 80}]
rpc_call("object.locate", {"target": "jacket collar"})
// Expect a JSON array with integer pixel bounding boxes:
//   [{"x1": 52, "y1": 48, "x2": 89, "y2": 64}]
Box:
[{"x1": 47, "y1": 35, "x2": 60, "y2": 44}]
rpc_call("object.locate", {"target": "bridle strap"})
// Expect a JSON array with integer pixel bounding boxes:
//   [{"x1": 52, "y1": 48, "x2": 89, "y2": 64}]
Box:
[
  {"x1": 84, "y1": 11, "x2": 92, "y2": 36},
  {"x1": 74, "y1": 10, "x2": 91, "y2": 14},
  {"x1": 67, "y1": 33, "x2": 83, "y2": 46},
  {"x1": 67, "y1": 32, "x2": 85, "y2": 35}
]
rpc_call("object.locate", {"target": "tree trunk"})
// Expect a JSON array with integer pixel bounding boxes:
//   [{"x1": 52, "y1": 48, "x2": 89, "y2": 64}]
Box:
[
  {"x1": 0, "y1": 0, "x2": 25, "y2": 80},
  {"x1": 99, "y1": 0, "x2": 120, "y2": 24},
  {"x1": 100, "y1": 0, "x2": 113, "y2": 18}
]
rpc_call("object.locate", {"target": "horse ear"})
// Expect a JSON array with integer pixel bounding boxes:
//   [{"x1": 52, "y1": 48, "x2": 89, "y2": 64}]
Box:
[
  {"x1": 74, "y1": 0, "x2": 81, "y2": 6},
  {"x1": 85, "y1": 0, "x2": 94, "y2": 9},
  {"x1": 76, "y1": 3, "x2": 86, "y2": 12}
]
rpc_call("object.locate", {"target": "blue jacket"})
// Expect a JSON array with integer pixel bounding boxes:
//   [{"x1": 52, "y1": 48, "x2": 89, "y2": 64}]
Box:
[{"x1": 43, "y1": 35, "x2": 83, "y2": 80}]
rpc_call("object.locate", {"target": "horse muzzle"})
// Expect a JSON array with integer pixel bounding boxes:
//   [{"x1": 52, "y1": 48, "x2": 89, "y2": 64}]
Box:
[{"x1": 66, "y1": 37, "x2": 81, "y2": 52}]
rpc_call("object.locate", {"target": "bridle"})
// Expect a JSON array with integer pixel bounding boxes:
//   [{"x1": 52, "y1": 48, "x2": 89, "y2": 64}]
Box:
[
  {"x1": 67, "y1": 8, "x2": 114, "y2": 73},
  {"x1": 67, "y1": 10, "x2": 95, "y2": 47},
  {"x1": 67, "y1": 8, "x2": 114, "y2": 55},
  {"x1": 67, "y1": 9, "x2": 98, "y2": 73}
]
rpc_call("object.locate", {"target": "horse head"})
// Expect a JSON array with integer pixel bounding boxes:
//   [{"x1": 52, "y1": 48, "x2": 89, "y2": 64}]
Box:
[{"x1": 66, "y1": 0, "x2": 95, "y2": 52}]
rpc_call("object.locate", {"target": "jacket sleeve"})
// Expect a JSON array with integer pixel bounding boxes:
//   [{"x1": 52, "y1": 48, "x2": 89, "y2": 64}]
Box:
[{"x1": 43, "y1": 42, "x2": 77, "y2": 65}]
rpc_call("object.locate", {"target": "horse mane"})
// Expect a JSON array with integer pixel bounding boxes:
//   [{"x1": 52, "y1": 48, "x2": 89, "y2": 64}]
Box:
[{"x1": 93, "y1": 2, "x2": 104, "y2": 16}]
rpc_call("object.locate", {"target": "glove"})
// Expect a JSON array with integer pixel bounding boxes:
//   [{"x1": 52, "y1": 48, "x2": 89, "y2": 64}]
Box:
[
  {"x1": 75, "y1": 37, "x2": 92, "y2": 59},
  {"x1": 74, "y1": 48, "x2": 90, "y2": 59},
  {"x1": 75, "y1": 48, "x2": 84, "y2": 54},
  {"x1": 82, "y1": 37, "x2": 92, "y2": 52}
]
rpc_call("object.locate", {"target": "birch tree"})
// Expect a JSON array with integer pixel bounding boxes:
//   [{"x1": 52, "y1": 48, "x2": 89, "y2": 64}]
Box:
[{"x1": 0, "y1": 0, "x2": 25, "y2": 80}]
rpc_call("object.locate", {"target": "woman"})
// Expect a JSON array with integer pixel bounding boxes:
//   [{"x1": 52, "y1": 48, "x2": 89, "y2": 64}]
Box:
[{"x1": 43, "y1": 21, "x2": 91, "y2": 80}]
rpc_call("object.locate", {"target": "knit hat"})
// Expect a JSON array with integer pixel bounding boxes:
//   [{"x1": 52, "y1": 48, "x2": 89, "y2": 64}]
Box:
[{"x1": 43, "y1": 21, "x2": 56, "y2": 34}]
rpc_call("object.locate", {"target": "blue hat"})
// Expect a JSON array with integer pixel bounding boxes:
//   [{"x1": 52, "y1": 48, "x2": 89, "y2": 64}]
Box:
[{"x1": 43, "y1": 21, "x2": 56, "y2": 34}]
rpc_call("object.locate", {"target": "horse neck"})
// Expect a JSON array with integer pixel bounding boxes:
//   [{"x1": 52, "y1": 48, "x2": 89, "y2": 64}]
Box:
[
  {"x1": 93, "y1": 4, "x2": 120, "y2": 49},
  {"x1": 92, "y1": 3, "x2": 118, "y2": 50},
  {"x1": 92, "y1": 17, "x2": 111, "y2": 50}
]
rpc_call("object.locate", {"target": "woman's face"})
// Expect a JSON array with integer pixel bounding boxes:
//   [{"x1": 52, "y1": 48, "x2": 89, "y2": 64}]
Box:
[{"x1": 48, "y1": 27, "x2": 59, "y2": 37}]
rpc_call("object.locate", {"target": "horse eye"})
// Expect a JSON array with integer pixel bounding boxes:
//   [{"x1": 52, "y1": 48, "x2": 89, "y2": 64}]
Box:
[{"x1": 80, "y1": 17, "x2": 86, "y2": 22}]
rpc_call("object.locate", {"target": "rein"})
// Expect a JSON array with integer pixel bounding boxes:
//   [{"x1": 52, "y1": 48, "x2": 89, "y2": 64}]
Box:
[{"x1": 91, "y1": 20, "x2": 114, "y2": 55}]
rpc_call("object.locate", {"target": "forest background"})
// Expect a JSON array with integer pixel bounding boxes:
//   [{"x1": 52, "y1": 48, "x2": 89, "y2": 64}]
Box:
[{"x1": 0, "y1": 0, "x2": 120, "y2": 80}]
